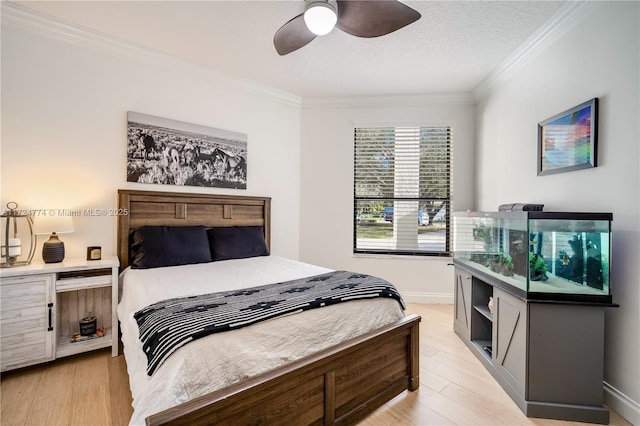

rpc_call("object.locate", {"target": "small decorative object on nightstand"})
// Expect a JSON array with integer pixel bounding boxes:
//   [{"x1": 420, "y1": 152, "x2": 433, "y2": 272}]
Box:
[
  {"x1": 33, "y1": 215, "x2": 74, "y2": 263},
  {"x1": 79, "y1": 314, "x2": 97, "y2": 336},
  {"x1": 86, "y1": 246, "x2": 102, "y2": 260}
]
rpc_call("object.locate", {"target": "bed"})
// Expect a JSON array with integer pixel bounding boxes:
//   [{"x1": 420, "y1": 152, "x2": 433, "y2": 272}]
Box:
[{"x1": 117, "y1": 189, "x2": 421, "y2": 426}]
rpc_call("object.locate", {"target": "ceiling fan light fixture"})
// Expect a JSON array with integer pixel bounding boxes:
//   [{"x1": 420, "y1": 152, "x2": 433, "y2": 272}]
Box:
[{"x1": 303, "y1": 1, "x2": 337, "y2": 36}]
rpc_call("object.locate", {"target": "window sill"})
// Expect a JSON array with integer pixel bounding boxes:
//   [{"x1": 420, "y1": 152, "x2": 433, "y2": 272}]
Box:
[{"x1": 353, "y1": 253, "x2": 453, "y2": 261}]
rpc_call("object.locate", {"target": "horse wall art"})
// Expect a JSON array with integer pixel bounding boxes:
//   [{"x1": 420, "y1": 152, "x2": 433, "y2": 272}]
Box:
[{"x1": 126, "y1": 112, "x2": 247, "y2": 189}]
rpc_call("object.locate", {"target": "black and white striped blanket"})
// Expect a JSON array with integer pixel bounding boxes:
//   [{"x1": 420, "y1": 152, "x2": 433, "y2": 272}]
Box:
[{"x1": 134, "y1": 270, "x2": 405, "y2": 375}]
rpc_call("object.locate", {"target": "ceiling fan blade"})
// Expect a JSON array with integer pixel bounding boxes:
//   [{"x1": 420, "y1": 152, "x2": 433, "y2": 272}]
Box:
[
  {"x1": 274, "y1": 13, "x2": 317, "y2": 56},
  {"x1": 336, "y1": 0, "x2": 421, "y2": 38}
]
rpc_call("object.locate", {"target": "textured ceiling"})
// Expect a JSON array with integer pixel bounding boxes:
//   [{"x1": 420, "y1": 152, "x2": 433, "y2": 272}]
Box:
[{"x1": 13, "y1": 0, "x2": 564, "y2": 97}]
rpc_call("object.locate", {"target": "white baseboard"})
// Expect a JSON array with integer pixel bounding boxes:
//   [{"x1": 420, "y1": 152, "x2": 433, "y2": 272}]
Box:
[
  {"x1": 604, "y1": 381, "x2": 640, "y2": 425},
  {"x1": 402, "y1": 292, "x2": 454, "y2": 305}
]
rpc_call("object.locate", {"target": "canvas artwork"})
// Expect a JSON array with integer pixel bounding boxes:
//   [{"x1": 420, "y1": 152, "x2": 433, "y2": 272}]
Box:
[
  {"x1": 537, "y1": 98, "x2": 598, "y2": 176},
  {"x1": 127, "y1": 112, "x2": 247, "y2": 189}
]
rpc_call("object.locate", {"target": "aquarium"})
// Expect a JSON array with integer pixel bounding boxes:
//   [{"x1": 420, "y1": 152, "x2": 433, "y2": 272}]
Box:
[{"x1": 453, "y1": 211, "x2": 612, "y2": 302}]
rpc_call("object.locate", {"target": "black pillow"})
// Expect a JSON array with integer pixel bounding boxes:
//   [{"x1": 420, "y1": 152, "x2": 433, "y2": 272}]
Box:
[
  {"x1": 130, "y1": 225, "x2": 212, "y2": 269},
  {"x1": 207, "y1": 226, "x2": 269, "y2": 261}
]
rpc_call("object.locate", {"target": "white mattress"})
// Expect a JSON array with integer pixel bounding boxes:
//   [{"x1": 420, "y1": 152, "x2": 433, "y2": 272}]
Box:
[{"x1": 118, "y1": 255, "x2": 405, "y2": 425}]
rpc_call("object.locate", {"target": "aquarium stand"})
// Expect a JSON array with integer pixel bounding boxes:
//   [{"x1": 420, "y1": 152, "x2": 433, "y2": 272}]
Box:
[{"x1": 453, "y1": 261, "x2": 614, "y2": 424}]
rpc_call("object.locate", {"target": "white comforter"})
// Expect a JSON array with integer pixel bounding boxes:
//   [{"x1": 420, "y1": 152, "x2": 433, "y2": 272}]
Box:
[{"x1": 118, "y1": 256, "x2": 405, "y2": 425}]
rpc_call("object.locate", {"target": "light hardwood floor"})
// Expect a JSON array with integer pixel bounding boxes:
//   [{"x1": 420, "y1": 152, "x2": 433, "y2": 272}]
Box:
[{"x1": 1, "y1": 304, "x2": 632, "y2": 426}]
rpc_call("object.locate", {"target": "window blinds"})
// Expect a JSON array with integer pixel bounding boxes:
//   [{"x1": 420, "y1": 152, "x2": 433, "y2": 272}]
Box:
[{"x1": 353, "y1": 126, "x2": 452, "y2": 256}]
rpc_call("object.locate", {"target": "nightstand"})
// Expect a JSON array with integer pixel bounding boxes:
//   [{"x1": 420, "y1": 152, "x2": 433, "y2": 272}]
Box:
[{"x1": 0, "y1": 257, "x2": 119, "y2": 372}]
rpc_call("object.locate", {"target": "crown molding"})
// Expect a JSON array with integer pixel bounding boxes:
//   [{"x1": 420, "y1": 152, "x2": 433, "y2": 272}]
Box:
[
  {"x1": 472, "y1": 1, "x2": 598, "y2": 101},
  {"x1": 302, "y1": 92, "x2": 475, "y2": 109},
  {"x1": 1, "y1": 1, "x2": 302, "y2": 108}
]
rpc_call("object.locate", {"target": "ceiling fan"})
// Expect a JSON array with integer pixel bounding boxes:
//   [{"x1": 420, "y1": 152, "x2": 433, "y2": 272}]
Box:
[{"x1": 274, "y1": 0, "x2": 421, "y2": 56}]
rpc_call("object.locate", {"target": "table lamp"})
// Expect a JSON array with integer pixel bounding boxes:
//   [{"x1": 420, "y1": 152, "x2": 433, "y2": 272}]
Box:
[
  {"x1": 1, "y1": 202, "x2": 36, "y2": 267},
  {"x1": 33, "y1": 215, "x2": 74, "y2": 263}
]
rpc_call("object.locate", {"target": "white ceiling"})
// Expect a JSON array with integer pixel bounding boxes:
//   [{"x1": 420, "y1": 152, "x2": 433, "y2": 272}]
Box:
[{"x1": 14, "y1": 0, "x2": 565, "y2": 98}]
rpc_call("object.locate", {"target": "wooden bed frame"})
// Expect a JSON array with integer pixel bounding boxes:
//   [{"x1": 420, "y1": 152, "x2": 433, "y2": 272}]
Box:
[{"x1": 117, "y1": 189, "x2": 421, "y2": 426}]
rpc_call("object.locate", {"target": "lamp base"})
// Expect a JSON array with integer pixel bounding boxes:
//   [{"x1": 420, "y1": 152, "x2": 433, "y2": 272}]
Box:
[
  {"x1": 1, "y1": 260, "x2": 32, "y2": 268},
  {"x1": 42, "y1": 234, "x2": 65, "y2": 263}
]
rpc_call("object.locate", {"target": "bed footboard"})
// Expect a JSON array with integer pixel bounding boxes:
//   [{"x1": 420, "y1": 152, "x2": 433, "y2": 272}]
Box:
[{"x1": 146, "y1": 314, "x2": 421, "y2": 426}]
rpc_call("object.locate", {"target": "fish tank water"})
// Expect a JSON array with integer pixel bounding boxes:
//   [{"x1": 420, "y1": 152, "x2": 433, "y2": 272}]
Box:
[{"x1": 453, "y1": 211, "x2": 612, "y2": 302}]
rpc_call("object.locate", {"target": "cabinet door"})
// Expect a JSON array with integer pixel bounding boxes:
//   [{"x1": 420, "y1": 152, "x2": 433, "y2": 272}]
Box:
[
  {"x1": 527, "y1": 304, "x2": 605, "y2": 406},
  {"x1": 1, "y1": 274, "x2": 55, "y2": 371},
  {"x1": 453, "y1": 268, "x2": 472, "y2": 338},
  {"x1": 492, "y1": 288, "x2": 527, "y2": 398}
]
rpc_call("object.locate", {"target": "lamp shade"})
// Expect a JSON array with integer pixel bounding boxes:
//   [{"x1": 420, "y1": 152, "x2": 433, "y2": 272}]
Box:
[
  {"x1": 33, "y1": 215, "x2": 75, "y2": 235},
  {"x1": 33, "y1": 215, "x2": 74, "y2": 263}
]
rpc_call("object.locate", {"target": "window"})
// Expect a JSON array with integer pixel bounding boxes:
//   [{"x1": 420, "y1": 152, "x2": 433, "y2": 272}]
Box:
[{"x1": 354, "y1": 126, "x2": 452, "y2": 256}]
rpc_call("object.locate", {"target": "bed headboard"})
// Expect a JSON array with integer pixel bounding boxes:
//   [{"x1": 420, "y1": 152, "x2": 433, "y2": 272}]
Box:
[{"x1": 117, "y1": 189, "x2": 271, "y2": 270}]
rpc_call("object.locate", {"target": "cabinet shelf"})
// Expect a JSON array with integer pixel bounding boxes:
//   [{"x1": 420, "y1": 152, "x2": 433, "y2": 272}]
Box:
[
  {"x1": 56, "y1": 329, "x2": 113, "y2": 358},
  {"x1": 470, "y1": 278, "x2": 493, "y2": 344},
  {"x1": 471, "y1": 340, "x2": 493, "y2": 359},
  {"x1": 56, "y1": 275, "x2": 112, "y2": 292},
  {"x1": 474, "y1": 305, "x2": 493, "y2": 322}
]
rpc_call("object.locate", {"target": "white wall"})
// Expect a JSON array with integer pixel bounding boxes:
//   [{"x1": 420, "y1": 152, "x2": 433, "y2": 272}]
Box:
[
  {"x1": 1, "y1": 14, "x2": 303, "y2": 261},
  {"x1": 475, "y1": 2, "x2": 639, "y2": 422},
  {"x1": 300, "y1": 95, "x2": 476, "y2": 303}
]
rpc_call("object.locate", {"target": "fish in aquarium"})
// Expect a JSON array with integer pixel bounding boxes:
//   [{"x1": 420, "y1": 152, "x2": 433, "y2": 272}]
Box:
[{"x1": 554, "y1": 234, "x2": 604, "y2": 289}]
